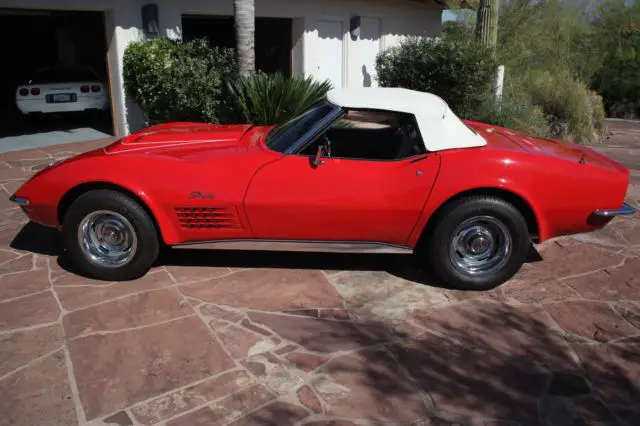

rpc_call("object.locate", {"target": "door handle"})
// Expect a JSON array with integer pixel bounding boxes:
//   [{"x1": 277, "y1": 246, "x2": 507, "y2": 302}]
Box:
[{"x1": 410, "y1": 154, "x2": 429, "y2": 164}]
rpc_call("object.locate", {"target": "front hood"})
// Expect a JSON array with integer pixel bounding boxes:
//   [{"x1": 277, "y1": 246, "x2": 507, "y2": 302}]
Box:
[{"x1": 104, "y1": 122, "x2": 253, "y2": 155}]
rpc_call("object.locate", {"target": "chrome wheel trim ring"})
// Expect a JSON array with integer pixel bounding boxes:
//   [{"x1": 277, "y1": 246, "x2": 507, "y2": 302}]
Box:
[
  {"x1": 77, "y1": 210, "x2": 138, "y2": 268},
  {"x1": 449, "y1": 215, "x2": 512, "y2": 276}
]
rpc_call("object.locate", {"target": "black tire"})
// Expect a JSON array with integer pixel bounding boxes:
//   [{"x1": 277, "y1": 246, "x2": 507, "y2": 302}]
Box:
[
  {"x1": 421, "y1": 196, "x2": 530, "y2": 291},
  {"x1": 62, "y1": 190, "x2": 159, "y2": 281}
]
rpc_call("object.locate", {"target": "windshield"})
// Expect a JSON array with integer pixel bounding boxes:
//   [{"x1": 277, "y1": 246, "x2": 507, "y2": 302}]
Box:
[
  {"x1": 30, "y1": 67, "x2": 100, "y2": 84},
  {"x1": 266, "y1": 102, "x2": 338, "y2": 153}
]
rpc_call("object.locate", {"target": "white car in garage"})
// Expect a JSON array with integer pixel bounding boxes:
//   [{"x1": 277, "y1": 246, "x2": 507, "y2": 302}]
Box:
[{"x1": 15, "y1": 66, "x2": 110, "y2": 115}]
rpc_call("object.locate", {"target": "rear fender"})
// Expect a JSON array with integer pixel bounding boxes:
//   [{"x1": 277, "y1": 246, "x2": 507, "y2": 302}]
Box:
[{"x1": 407, "y1": 153, "x2": 549, "y2": 247}]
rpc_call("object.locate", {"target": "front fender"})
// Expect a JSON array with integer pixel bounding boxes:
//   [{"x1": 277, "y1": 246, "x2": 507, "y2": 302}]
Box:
[
  {"x1": 14, "y1": 154, "x2": 184, "y2": 245},
  {"x1": 64, "y1": 179, "x2": 181, "y2": 245}
]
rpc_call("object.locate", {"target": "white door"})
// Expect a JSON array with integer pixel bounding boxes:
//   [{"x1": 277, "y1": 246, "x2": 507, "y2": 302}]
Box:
[
  {"x1": 349, "y1": 17, "x2": 381, "y2": 88},
  {"x1": 316, "y1": 20, "x2": 344, "y2": 89}
]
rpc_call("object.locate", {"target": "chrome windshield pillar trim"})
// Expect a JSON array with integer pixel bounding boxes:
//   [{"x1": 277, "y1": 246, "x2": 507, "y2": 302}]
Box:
[
  {"x1": 592, "y1": 203, "x2": 636, "y2": 217},
  {"x1": 9, "y1": 195, "x2": 30, "y2": 206},
  {"x1": 173, "y1": 239, "x2": 414, "y2": 255},
  {"x1": 285, "y1": 103, "x2": 345, "y2": 155}
]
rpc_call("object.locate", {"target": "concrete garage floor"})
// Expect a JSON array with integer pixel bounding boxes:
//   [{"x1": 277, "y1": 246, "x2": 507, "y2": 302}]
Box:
[
  {"x1": 0, "y1": 113, "x2": 112, "y2": 154},
  {"x1": 0, "y1": 121, "x2": 639, "y2": 426}
]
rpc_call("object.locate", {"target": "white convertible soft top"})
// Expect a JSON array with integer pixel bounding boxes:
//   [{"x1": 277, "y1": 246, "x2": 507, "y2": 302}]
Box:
[{"x1": 326, "y1": 88, "x2": 487, "y2": 152}]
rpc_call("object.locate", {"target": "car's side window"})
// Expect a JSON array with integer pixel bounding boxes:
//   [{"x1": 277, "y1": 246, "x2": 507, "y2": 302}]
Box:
[{"x1": 299, "y1": 108, "x2": 426, "y2": 161}]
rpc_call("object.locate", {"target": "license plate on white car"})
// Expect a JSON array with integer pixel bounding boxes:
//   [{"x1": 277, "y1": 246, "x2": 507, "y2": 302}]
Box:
[{"x1": 46, "y1": 94, "x2": 76, "y2": 103}]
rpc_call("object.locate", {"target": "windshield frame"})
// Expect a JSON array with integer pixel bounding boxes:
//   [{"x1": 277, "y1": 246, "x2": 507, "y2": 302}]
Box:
[{"x1": 265, "y1": 101, "x2": 343, "y2": 154}]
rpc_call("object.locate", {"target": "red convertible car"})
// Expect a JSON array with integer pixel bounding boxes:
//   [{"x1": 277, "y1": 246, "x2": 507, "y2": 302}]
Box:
[{"x1": 10, "y1": 88, "x2": 636, "y2": 290}]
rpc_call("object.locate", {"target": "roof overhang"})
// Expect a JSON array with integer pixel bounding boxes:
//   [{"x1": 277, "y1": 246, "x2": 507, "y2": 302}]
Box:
[{"x1": 410, "y1": 0, "x2": 476, "y2": 9}]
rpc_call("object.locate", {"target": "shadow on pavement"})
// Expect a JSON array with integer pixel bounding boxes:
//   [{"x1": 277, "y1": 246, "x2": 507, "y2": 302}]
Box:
[
  {"x1": 204, "y1": 303, "x2": 639, "y2": 424},
  {"x1": 11, "y1": 222, "x2": 543, "y2": 290},
  {"x1": 9, "y1": 222, "x2": 640, "y2": 423},
  {"x1": 10, "y1": 221, "x2": 61, "y2": 256}
]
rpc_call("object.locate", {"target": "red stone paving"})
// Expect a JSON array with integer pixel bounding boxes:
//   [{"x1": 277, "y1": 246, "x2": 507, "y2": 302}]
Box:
[{"x1": 0, "y1": 120, "x2": 639, "y2": 425}]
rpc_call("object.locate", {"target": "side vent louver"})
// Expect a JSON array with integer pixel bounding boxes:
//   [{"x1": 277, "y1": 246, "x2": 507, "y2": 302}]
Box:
[{"x1": 175, "y1": 207, "x2": 241, "y2": 230}]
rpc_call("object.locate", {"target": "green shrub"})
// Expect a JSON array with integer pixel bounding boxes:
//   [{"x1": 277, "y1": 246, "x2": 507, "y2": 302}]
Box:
[
  {"x1": 524, "y1": 70, "x2": 605, "y2": 144},
  {"x1": 497, "y1": 0, "x2": 602, "y2": 85},
  {"x1": 589, "y1": 91, "x2": 607, "y2": 136},
  {"x1": 471, "y1": 94, "x2": 549, "y2": 138},
  {"x1": 123, "y1": 37, "x2": 237, "y2": 124},
  {"x1": 594, "y1": 45, "x2": 640, "y2": 118},
  {"x1": 442, "y1": 19, "x2": 475, "y2": 43},
  {"x1": 224, "y1": 72, "x2": 333, "y2": 126},
  {"x1": 591, "y1": 0, "x2": 640, "y2": 118},
  {"x1": 375, "y1": 37, "x2": 498, "y2": 117}
]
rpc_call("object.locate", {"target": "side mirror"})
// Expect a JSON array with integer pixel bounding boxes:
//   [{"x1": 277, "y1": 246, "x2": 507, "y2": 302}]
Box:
[{"x1": 311, "y1": 144, "x2": 326, "y2": 168}]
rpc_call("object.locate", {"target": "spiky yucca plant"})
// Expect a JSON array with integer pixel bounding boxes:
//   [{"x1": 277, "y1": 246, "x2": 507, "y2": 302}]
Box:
[{"x1": 226, "y1": 72, "x2": 333, "y2": 126}]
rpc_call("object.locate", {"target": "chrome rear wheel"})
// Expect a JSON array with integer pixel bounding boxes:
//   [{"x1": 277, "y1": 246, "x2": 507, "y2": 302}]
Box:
[
  {"x1": 449, "y1": 216, "x2": 512, "y2": 276},
  {"x1": 423, "y1": 195, "x2": 531, "y2": 290}
]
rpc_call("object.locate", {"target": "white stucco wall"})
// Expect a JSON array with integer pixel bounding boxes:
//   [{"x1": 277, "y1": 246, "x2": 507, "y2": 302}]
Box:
[{"x1": 0, "y1": 0, "x2": 442, "y2": 136}]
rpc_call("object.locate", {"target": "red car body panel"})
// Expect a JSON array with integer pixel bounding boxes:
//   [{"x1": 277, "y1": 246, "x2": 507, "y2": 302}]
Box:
[
  {"x1": 407, "y1": 122, "x2": 629, "y2": 245},
  {"x1": 12, "y1": 119, "x2": 630, "y2": 250},
  {"x1": 244, "y1": 153, "x2": 440, "y2": 245}
]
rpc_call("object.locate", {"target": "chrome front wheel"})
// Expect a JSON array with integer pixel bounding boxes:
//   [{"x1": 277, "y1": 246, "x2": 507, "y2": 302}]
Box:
[
  {"x1": 77, "y1": 210, "x2": 138, "y2": 268},
  {"x1": 63, "y1": 190, "x2": 159, "y2": 281},
  {"x1": 449, "y1": 216, "x2": 512, "y2": 276}
]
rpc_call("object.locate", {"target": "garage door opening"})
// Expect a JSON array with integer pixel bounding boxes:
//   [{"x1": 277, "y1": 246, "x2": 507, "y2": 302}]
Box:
[
  {"x1": 0, "y1": 8, "x2": 113, "y2": 152},
  {"x1": 182, "y1": 15, "x2": 293, "y2": 77}
]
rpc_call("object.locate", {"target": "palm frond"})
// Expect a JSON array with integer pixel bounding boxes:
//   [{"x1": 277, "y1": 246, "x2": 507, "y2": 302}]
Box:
[{"x1": 226, "y1": 72, "x2": 333, "y2": 125}]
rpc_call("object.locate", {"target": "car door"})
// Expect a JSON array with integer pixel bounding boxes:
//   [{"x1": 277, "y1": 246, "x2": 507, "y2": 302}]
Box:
[{"x1": 243, "y1": 153, "x2": 440, "y2": 246}]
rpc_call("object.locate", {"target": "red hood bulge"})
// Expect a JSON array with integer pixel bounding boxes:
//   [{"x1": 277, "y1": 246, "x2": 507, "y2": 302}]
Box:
[{"x1": 104, "y1": 122, "x2": 255, "y2": 155}]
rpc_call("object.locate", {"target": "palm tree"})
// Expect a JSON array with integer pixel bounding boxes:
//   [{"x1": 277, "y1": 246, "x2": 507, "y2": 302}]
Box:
[{"x1": 234, "y1": 0, "x2": 256, "y2": 76}]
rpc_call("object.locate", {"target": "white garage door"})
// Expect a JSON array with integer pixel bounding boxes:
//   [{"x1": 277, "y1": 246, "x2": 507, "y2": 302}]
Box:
[
  {"x1": 349, "y1": 17, "x2": 382, "y2": 88},
  {"x1": 315, "y1": 20, "x2": 344, "y2": 89}
]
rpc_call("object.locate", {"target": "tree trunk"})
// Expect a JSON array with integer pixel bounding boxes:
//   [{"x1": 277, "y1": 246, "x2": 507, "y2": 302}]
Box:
[
  {"x1": 475, "y1": 0, "x2": 499, "y2": 49},
  {"x1": 234, "y1": 0, "x2": 255, "y2": 76}
]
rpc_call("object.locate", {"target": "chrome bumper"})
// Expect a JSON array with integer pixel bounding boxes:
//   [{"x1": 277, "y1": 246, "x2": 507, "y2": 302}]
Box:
[
  {"x1": 592, "y1": 203, "x2": 636, "y2": 217},
  {"x1": 9, "y1": 194, "x2": 29, "y2": 206}
]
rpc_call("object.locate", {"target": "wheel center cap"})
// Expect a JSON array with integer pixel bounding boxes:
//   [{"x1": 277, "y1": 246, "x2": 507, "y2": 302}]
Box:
[
  {"x1": 470, "y1": 236, "x2": 489, "y2": 254},
  {"x1": 103, "y1": 228, "x2": 121, "y2": 246}
]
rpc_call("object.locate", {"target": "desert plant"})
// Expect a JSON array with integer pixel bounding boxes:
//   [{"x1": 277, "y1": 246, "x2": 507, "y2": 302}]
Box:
[
  {"x1": 123, "y1": 37, "x2": 237, "y2": 124},
  {"x1": 591, "y1": 0, "x2": 640, "y2": 118},
  {"x1": 224, "y1": 72, "x2": 333, "y2": 125},
  {"x1": 471, "y1": 94, "x2": 549, "y2": 138},
  {"x1": 589, "y1": 91, "x2": 607, "y2": 135},
  {"x1": 441, "y1": 0, "x2": 640, "y2": 120},
  {"x1": 524, "y1": 70, "x2": 606, "y2": 144},
  {"x1": 375, "y1": 37, "x2": 498, "y2": 117},
  {"x1": 442, "y1": 19, "x2": 475, "y2": 43},
  {"x1": 475, "y1": 0, "x2": 499, "y2": 49},
  {"x1": 497, "y1": 0, "x2": 602, "y2": 84}
]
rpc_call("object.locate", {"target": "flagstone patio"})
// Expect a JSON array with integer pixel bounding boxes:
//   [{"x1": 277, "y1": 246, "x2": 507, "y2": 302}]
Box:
[{"x1": 1, "y1": 121, "x2": 639, "y2": 426}]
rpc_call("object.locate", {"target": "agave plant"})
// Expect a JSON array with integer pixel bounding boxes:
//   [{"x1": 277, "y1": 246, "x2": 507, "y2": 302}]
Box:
[{"x1": 225, "y1": 72, "x2": 333, "y2": 126}]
